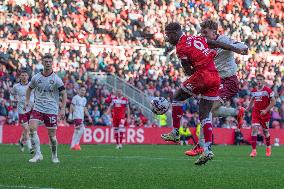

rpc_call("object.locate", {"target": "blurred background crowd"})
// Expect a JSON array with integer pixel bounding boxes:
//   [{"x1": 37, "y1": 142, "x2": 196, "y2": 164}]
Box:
[{"x1": 0, "y1": 0, "x2": 283, "y2": 129}]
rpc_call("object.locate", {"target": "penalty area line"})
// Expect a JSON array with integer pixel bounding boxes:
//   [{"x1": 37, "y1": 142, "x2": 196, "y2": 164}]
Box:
[{"x1": 0, "y1": 184, "x2": 57, "y2": 189}]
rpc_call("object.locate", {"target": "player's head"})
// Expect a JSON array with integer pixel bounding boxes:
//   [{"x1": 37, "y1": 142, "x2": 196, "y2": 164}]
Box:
[
  {"x1": 19, "y1": 69, "x2": 29, "y2": 84},
  {"x1": 116, "y1": 89, "x2": 122, "y2": 97},
  {"x1": 165, "y1": 22, "x2": 183, "y2": 46},
  {"x1": 78, "y1": 85, "x2": 87, "y2": 97},
  {"x1": 256, "y1": 74, "x2": 265, "y2": 88},
  {"x1": 200, "y1": 19, "x2": 218, "y2": 40},
  {"x1": 42, "y1": 53, "x2": 53, "y2": 71}
]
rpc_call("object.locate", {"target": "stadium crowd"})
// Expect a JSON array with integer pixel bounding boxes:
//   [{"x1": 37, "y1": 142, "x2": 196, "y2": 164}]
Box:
[{"x1": 0, "y1": 0, "x2": 283, "y2": 128}]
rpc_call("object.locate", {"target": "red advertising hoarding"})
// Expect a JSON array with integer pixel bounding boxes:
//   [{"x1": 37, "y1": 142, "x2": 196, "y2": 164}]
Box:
[{"x1": 1, "y1": 125, "x2": 284, "y2": 145}]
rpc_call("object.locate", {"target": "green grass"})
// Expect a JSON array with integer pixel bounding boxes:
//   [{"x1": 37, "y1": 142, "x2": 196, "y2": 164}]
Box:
[{"x1": 0, "y1": 144, "x2": 284, "y2": 189}]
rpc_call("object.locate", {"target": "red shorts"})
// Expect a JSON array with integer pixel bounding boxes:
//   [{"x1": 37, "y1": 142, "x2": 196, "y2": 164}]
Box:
[
  {"x1": 181, "y1": 70, "x2": 220, "y2": 100},
  {"x1": 252, "y1": 111, "x2": 270, "y2": 129},
  {"x1": 219, "y1": 75, "x2": 239, "y2": 103},
  {"x1": 19, "y1": 111, "x2": 32, "y2": 125},
  {"x1": 112, "y1": 117, "x2": 126, "y2": 128},
  {"x1": 73, "y1": 119, "x2": 83, "y2": 128},
  {"x1": 30, "y1": 110, "x2": 58, "y2": 129}
]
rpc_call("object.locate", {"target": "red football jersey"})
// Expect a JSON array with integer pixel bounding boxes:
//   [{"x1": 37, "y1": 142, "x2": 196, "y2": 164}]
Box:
[
  {"x1": 176, "y1": 35, "x2": 217, "y2": 72},
  {"x1": 111, "y1": 96, "x2": 129, "y2": 119},
  {"x1": 251, "y1": 86, "x2": 274, "y2": 112}
]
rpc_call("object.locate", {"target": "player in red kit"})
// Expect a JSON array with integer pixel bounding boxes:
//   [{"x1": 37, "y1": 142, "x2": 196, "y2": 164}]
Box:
[
  {"x1": 162, "y1": 22, "x2": 223, "y2": 165},
  {"x1": 247, "y1": 74, "x2": 275, "y2": 157},
  {"x1": 106, "y1": 89, "x2": 130, "y2": 149}
]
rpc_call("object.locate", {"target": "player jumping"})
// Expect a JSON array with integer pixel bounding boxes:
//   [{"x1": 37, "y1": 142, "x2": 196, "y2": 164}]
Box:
[
  {"x1": 161, "y1": 22, "x2": 224, "y2": 165},
  {"x1": 106, "y1": 89, "x2": 130, "y2": 149},
  {"x1": 25, "y1": 53, "x2": 67, "y2": 163},
  {"x1": 11, "y1": 69, "x2": 34, "y2": 154},
  {"x1": 185, "y1": 20, "x2": 249, "y2": 157},
  {"x1": 247, "y1": 74, "x2": 275, "y2": 157},
  {"x1": 70, "y1": 85, "x2": 92, "y2": 150}
]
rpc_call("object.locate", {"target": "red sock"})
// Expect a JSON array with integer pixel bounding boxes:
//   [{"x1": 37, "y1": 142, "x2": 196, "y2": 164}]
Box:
[
  {"x1": 203, "y1": 123, "x2": 213, "y2": 143},
  {"x1": 119, "y1": 132, "x2": 124, "y2": 144},
  {"x1": 172, "y1": 102, "x2": 183, "y2": 129},
  {"x1": 265, "y1": 136, "x2": 271, "y2": 147},
  {"x1": 251, "y1": 136, "x2": 257, "y2": 150},
  {"x1": 194, "y1": 143, "x2": 200, "y2": 150},
  {"x1": 115, "y1": 132, "x2": 119, "y2": 144}
]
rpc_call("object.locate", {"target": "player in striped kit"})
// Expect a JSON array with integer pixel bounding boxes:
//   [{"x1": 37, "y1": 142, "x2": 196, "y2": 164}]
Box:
[
  {"x1": 25, "y1": 53, "x2": 67, "y2": 163},
  {"x1": 185, "y1": 20, "x2": 249, "y2": 158},
  {"x1": 11, "y1": 69, "x2": 34, "y2": 153},
  {"x1": 247, "y1": 74, "x2": 275, "y2": 157},
  {"x1": 70, "y1": 86, "x2": 92, "y2": 150},
  {"x1": 106, "y1": 89, "x2": 130, "y2": 149}
]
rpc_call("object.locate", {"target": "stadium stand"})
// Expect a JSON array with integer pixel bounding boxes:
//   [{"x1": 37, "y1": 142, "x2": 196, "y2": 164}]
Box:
[{"x1": 0, "y1": 0, "x2": 283, "y2": 128}]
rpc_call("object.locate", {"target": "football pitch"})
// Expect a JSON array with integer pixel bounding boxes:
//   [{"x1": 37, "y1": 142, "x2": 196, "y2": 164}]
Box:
[{"x1": 0, "y1": 144, "x2": 284, "y2": 189}]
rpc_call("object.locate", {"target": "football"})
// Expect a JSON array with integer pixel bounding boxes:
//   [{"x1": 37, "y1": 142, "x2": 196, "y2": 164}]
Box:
[{"x1": 150, "y1": 97, "x2": 170, "y2": 115}]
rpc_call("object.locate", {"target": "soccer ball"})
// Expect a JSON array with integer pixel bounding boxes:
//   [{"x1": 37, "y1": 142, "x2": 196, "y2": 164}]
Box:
[{"x1": 150, "y1": 97, "x2": 170, "y2": 115}]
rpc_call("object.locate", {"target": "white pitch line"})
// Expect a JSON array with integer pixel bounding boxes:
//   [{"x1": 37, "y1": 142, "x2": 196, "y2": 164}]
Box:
[
  {"x1": 0, "y1": 184, "x2": 57, "y2": 189},
  {"x1": 63, "y1": 154, "x2": 282, "y2": 164}
]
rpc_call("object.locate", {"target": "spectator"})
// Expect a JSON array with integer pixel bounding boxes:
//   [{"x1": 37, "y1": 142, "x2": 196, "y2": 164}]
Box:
[
  {"x1": 234, "y1": 128, "x2": 250, "y2": 145},
  {"x1": 179, "y1": 121, "x2": 196, "y2": 146}
]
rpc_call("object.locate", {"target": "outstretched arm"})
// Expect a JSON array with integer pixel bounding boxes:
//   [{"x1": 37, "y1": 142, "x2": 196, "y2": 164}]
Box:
[{"x1": 207, "y1": 39, "x2": 248, "y2": 55}]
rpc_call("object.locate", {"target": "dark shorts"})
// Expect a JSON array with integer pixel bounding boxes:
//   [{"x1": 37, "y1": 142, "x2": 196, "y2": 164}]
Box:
[
  {"x1": 19, "y1": 111, "x2": 32, "y2": 125},
  {"x1": 219, "y1": 75, "x2": 239, "y2": 103},
  {"x1": 30, "y1": 110, "x2": 58, "y2": 129},
  {"x1": 73, "y1": 119, "x2": 83, "y2": 128}
]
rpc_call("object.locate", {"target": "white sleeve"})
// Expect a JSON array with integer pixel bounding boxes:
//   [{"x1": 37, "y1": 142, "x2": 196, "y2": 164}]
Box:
[
  {"x1": 218, "y1": 35, "x2": 248, "y2": 50},
  {"x1": 29, "y1": 76, "x2": 37, "y2": 89},
  {"x1": 84, "y1": 98, "x2": 87, "y2": 107},
  {"x1": 71, "y1": 97, "x2": 76, "y2": 105},
  {"x1": 11, "y1": 85, "x2": 17, "y2": 96}
]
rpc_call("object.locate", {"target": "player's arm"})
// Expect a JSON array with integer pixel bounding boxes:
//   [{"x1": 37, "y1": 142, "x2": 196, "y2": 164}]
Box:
[
  {"x1": 207, "y1": 39, "x2": 248, "y2": 55},
  {"x1": 261, "y1": 96, "x2": 276, "y2": 115},
  {"x1": 10, "y1": 86, "x2": 17, "y2": 102},
  {"x1": 106, "y1": 103, "x2": 113, "y2": 115},
  {"x1": 246, "y1": 97, "x2": 254, "y2": 112},
  {"x1": 180, "y1": 59, "x2": 195, "y2": 76},
  {"x1": 59, "y1": 86, "x2": 67, "y2": 120},
  {"x1": 84, "y1": 107, "x2": 92, "y2": 123},
  {"x1": 126, "y1": 103, "x2": 131, "y2": 120},
  {"x1": 25, "y1": 87, "x2": 33, "y2": 110}
]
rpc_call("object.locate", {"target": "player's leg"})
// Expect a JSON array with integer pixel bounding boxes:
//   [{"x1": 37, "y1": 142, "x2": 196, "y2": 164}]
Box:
[
  {"x1": 18, "y1": 127, "x2": 25, "y2": 152},
  {"x1": 261, "y1": 120, "x2": 271, "y2": 157},
  {"x1": 250, "y1": 123, "x2": 259, "y2": 157},
  {"x1": 71, "y1": 119, "x2": 84, "y2": 150},
  {"x1": 22, "y1": 122, "x2": 32, "y2": 153},
  {"x1": 28, "y1": 116, "x2": 43, "y2": 162},
  {"x1": 76, "y1": 126, "x2": 85, "y2": 149},
  {"x1": 44, "y1": 114, "x2": 59, "y2": 163},
  {"x1": 161, "y1": 88, "x2": 191, "y2": 142},
  {"x1": 185, "y1": 122, "x2": 205, "y2": 156},
  {"x1": 112, "y1": 118, "x2": 121, "y2": 149},
  {"x1": 71, "y1": 127, "x2": 78, "y2": 149},
  {"x1": 194, "y1": 71, "x2": 220, "y2": 165},
  {"x1": 195, "y1": 98, "x2": 215, "y2": 165},
  {"x1": 71, "y1": 127, "x2": 80, "y2": 150},
  {"x1": 189, "y1": 135, "x2": 196, "y2": 145},
  {"x1": 118, "y1": 119, "x2": 126, "y2": 148},
  {"x1": 211, "y1": 76, "x2": 245, "y2": 128},
  {"x1": 18, "y1": 114, "x2": 25, "y2": 152},
  {"x1": 48, "y1": 129, "x2": 59, "y2": 163}
]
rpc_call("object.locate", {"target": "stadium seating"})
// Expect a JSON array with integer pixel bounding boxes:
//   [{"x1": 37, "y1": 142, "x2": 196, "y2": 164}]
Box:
[{"x1": 0, "y1": 0, "x2": 283, "y2": 128}]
